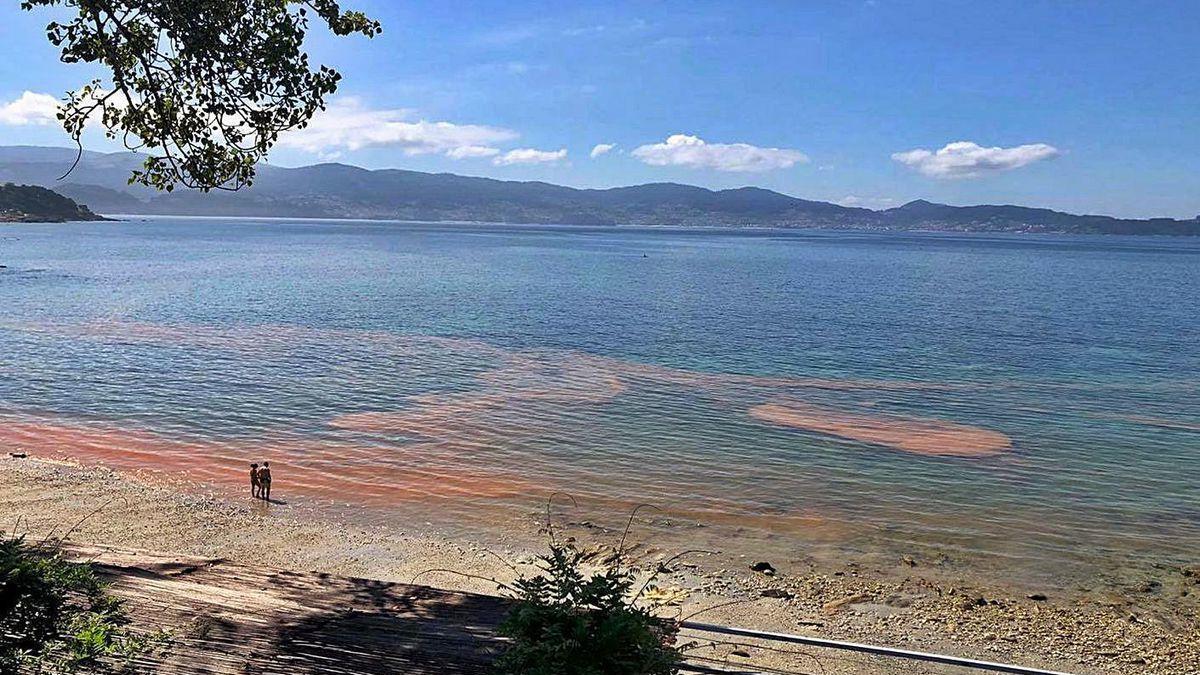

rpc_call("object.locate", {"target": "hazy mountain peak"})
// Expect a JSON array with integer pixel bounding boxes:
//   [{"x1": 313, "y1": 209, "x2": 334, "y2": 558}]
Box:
[{"x1": 0, "y1": 146, "x2": 1195, "y2": 235}]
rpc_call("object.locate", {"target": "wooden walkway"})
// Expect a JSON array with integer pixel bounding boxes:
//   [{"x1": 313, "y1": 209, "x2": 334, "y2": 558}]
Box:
[{"x1": 71, "y1": 545, "x2": 511, "y2": 675}]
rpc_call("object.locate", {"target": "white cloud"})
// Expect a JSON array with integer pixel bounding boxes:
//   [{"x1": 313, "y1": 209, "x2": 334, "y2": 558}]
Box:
[
  {"x1": 465, "y1": 61, "x2": 540, "y2": 77},
  {"x1": 0, "y1": 91, "x2": 60, "y2": 126},
  {"x1": 446, "y1": 145, "x2": 501, "y2": 159},
  {"x1": 892, "y1": 141, "x2": 1060, "y2": 179},
  {"x1": 492, "y1": 147, "x2": 568, "y2": 166},
  {"x1": 562, "y1": 24, "x2": 608, "y2": 37},
  {"x1": 279, "y1": 97, "x2": 517, "y2": 159},
  {"x1": 590, "y1": 143, "x2": 616, "y2": 158},
  {"x1": 837, "y1": 195, "x2": 899, "y2": 209},
  {"x1": 631, "y1": 134, "x2": 808, "y2": 172}
]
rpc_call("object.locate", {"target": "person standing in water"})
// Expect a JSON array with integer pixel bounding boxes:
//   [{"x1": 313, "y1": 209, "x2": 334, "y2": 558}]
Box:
[
  {"x1": 249, "y1": 463, "x2": 260, "y2": 499},
  {"x1": 258, "y1": 462, "x2": 272, "y2": 502}
]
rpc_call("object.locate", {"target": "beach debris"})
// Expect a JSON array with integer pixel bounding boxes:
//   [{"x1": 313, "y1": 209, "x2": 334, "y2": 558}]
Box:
[
  {"x1": 1027, "y1": 593, "x2": 1048, "y2": 601},
  {"x1": 578, "y1": 543, "x2": 620, "y2": 565},
  {"x1": 730, "y1": 649, "x2": 751, "y2": 658},
  {"x1": 749, "y1": 561, "x2": 776, "y2": 575},
  {"x1": 8, "y1": 452, "x2": 27, "y2": 458},
  {"x1": 822, "y1": 593, "x2": 870, "y2": 614},
  {"x1": 760, "y1": 588, "x2": 793, "y2": 599},
  {"x1": 641, "y1": 585, "x2": 690, "y2": 606}
]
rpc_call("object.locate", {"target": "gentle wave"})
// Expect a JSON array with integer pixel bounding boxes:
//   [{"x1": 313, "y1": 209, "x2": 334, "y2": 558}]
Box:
[{"x1": 2, "y1": 220, "x2": 1198, "y2": 587}]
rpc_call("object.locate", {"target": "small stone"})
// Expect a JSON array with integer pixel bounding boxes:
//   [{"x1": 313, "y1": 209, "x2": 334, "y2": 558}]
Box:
[
  {"x1": 1027, "y1": 593, "x2": 1048, "y2": 601},
  {"x1": 731, "y1": 649, "x2": 751, "y2": 658},
  {"x1": 958, "y1": 596, "x2": 988, "y2": 611},
  {"x1": 760, "y1": 588, "x2": 793, "y2": 599},
  {"x1": 749, "y1": 561, "x2": 776, "y2": 575}
]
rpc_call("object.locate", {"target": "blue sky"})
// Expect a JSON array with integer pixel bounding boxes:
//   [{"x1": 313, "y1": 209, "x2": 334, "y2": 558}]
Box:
[{"x1": 0, "y1": 1, "x2": 1197, "y2": 218}]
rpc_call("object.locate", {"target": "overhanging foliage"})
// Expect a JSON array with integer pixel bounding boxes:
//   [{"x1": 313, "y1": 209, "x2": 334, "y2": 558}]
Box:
[{"x1": 22, "y1": 0, "x2": 380, "y2": 192}]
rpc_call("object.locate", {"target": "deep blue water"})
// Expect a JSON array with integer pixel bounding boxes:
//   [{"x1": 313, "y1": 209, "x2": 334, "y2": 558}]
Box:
[{"x1": 1, "y1": 217, "x2": 1197, "y2": 582}]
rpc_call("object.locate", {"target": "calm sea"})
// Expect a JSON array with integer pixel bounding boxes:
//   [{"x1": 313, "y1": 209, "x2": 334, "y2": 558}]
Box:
[{"x1": 2, "y1": 217, "x2": 1197, "y2": 584}]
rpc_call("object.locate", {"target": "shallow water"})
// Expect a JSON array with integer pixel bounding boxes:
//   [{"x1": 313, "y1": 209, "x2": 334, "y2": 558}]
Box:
[{"x1": 1, "y1": 218, "x2": 1197, "y2": 584}]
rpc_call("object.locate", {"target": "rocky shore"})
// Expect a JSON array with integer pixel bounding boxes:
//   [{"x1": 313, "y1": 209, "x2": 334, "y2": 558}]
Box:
[
  {"x1": 0, "y1": 183, "x2": 109, "y2": 222},
  {"x1": 2, "y1": 455, "x2": 1196, "y2": 674}
]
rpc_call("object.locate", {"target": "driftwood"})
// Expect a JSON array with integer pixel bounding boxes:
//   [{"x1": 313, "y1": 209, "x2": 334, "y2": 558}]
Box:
[{"x1": 63, "y1": 544, "x2": 510, "y2": 675}]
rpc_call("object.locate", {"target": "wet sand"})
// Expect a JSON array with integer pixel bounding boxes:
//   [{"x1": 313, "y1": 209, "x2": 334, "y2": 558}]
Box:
[{"x1": 2, "y1": 456, "x2": 1195, "y2": 675}]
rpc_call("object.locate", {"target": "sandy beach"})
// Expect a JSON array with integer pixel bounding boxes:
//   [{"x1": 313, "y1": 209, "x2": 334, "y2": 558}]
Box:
[{"x1": 2, "y1": 455, "x2": 1196, "y2": 675}]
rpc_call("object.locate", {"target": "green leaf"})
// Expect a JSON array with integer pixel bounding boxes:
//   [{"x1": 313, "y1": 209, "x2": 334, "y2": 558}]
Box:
[{"x1": 23, "y1": 0, "x2": 380, "y2": 192}]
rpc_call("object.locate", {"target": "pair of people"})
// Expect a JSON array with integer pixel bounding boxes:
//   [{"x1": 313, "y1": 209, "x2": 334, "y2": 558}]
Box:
[{"x1": 249, "y1": 461, "x2": 273, "y2": 501}]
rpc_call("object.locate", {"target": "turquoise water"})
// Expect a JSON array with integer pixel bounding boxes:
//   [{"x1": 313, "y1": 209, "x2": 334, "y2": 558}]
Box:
[{"x1": 1, "y1": 218, "x2": 1197, "y2": 582}]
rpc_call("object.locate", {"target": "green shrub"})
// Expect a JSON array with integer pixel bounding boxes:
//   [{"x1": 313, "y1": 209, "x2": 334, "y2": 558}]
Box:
[
  {"x1": 0, "y1": 533, "x2": 166, "y2": 674},
  {"x1": 496, "y1": 543, "x2": 681, "y2": 675}
]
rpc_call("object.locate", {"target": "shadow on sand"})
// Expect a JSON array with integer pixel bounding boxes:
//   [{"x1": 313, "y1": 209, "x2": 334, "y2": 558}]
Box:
[{"x1": 81, "y1": 545, "x2": 510, "y2": 675}]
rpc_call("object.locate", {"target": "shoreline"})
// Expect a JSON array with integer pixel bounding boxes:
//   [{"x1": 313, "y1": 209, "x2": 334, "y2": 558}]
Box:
[
  {"x1": 2, "y1": 455, "x2": 1196, "y2": 674},
  {"x1": 36, "y1": 213, "x2": 1200, "y2": 239}
]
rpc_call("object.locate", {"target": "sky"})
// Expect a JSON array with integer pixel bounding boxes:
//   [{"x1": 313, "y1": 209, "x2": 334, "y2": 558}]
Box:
[{"x1": 0, "y1": 1, "x2": 1197, "y2": 219}]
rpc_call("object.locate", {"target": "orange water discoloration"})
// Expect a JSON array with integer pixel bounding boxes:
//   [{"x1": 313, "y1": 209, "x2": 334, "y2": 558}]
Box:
[
  {"x1": 478, "y1": 353, "x2": 628, "y2": 404},
  {"x1": 749, "y1": 402, "x2": 1011, "y2": 457},
  {"x1": 8, "y1": 319, "x2": 947, "y2": 395},
  {"x1": 0, "y1": 419, "x2": 533, "y2": 504},
  {"x1": 332, "y1": 396, "x2": 517, "y2": 437},
  {"x1": 4, "y1": 320, "x2": 1006, "y2": 513}
]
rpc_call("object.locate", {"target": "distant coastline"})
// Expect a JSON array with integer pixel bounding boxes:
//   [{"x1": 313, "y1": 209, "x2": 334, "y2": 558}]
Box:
[
  {"x1": 0, "y1": 183, "x2": 109, "y2": 223},
  {"x1": 2, "y1": 145, "x2": 1197, "y2": 236},
  {"x1": 86, "y1": 212, "x2": 1200, "y2": 244}
]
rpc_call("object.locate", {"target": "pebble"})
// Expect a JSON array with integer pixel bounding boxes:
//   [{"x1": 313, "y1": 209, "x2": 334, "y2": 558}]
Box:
[{"x1": 749, "y1": 561, "x2": 776, "y2": 575}]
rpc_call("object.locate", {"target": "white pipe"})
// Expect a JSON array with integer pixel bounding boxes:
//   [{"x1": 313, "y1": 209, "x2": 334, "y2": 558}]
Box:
[{"x1": 679, "y1": 621, "x2": 1078, "y2": 675}]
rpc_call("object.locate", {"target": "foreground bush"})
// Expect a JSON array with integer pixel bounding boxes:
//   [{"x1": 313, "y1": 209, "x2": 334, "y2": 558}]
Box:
[
  {"x1": 496, "y1": 543, "x2": 680, "y2": 675},
  {"x1": 0, "y1": 533, "x2": 164, "y2": 674}
]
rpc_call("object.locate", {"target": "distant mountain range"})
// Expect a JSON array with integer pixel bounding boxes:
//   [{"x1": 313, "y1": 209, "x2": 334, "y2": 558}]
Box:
[{"x1": 1, "y1": 145, "x2": 1197, "y2": 235}]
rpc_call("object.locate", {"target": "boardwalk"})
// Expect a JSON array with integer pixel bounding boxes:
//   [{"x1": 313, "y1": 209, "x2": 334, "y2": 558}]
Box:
[{"x1": 73, "y1": 545, "x2": 511, "y2": 675}]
